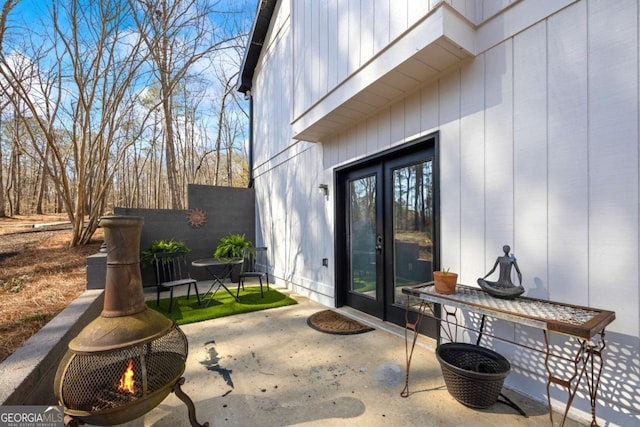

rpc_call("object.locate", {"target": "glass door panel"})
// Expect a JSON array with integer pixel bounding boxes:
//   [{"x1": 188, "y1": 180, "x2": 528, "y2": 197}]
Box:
[
  {"x1": 349, "y1": 175, "x2": 377, "y2": 298},
  {"x1": 392, "y1": 160, "x2": 434, "y2": 306}
]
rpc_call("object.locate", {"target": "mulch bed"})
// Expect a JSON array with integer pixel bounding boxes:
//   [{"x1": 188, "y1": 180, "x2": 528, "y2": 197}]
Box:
[{"x1": 0, "y1": 226, "x2": 102, "y2": 363}]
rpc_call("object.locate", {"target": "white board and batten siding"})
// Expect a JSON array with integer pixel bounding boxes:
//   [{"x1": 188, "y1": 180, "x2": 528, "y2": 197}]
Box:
[
  {"x1": 459, "y1": 56, "x2": 486, "y2": 287},
  {"x1": 249, "y1": 1, "x2": 640, "y2": 424},
  {"x1": 292, "y1": 0, "x2": 441, "y2": 121},
  {"x1": 587, "y1": 0, "x2": 639, "y2": 338},
  {"x1": 546, "y1": 1, "x2": 590, "y2": 310},
  {"x1": 320, "y1": 0, "x2": 638, "y2": 339}
]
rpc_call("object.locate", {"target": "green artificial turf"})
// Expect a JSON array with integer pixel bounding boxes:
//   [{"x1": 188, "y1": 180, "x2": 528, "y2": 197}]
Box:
[{"x1": 147, "y1": 286, "x2": 297, "y2": 325}]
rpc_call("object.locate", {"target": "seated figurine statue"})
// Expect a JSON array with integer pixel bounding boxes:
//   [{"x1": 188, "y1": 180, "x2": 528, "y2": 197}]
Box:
[{"x1": 477, "y1": 245, "x2": 525, "y2": 299}]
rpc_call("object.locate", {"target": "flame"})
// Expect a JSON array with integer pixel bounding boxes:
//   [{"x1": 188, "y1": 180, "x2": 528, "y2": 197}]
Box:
[{"x1": 117, "y1": 359, "x2": 136, "y2": 394}]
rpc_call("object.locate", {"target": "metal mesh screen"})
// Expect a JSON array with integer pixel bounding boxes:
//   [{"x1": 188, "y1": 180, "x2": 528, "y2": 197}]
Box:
[{"x1": 59, "y1": 325, "x2": 187, "y2": 413}]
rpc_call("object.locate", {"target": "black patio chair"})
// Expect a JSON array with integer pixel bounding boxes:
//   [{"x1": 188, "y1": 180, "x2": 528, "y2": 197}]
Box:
[
  {"x1": 153, "y1": 251, "x2": 201, "y2": 313},
  {"x1": 236, "y1": 246, "x2": 269, "y2": 298}
]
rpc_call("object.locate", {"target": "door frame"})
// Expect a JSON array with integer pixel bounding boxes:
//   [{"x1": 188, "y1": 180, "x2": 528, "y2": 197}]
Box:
[{"x1": 334, "y1": 132, "x2": 441, "y2": 336}]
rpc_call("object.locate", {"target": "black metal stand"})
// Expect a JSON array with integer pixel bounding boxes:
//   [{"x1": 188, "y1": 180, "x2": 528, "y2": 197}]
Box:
[
  {"x1": 173, "y1": 377, "x2": 209, "y2": 427},
  {"x1": 401, "y1": 297, "x2": 527, "y2": 418}
]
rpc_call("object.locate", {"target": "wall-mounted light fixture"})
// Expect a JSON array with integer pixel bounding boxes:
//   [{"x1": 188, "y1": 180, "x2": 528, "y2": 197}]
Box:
[{"x1": 318, "y1": 184, "x2": 329, "y2": 197}]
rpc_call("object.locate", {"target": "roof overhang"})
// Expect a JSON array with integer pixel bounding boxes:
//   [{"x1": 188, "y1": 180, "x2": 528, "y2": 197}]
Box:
[
  {"x1": 237, "y1": 0, "x2": 277, "y2": 94},
  {"x1": 292, "y1": 4, "x2": 475, "y2": 142}
]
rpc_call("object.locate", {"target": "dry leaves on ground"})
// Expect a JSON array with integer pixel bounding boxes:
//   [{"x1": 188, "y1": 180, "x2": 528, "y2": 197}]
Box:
[{"x1": 0, "y1": 222, "x2": 103, "y2": 364}]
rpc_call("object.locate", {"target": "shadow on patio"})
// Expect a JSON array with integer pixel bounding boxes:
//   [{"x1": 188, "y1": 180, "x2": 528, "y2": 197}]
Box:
[{"x1": 106, "y1": 283, "x2": 588, "y2": 427}]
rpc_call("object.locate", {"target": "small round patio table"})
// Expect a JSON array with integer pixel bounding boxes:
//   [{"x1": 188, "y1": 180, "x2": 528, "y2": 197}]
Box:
[{"x1": 191, "y1": 258, "x2": 243, "y2": 306}]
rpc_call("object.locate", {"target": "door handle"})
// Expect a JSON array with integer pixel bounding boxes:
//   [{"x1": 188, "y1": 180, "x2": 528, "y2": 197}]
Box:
[{"x1": 375, "y1": 235, "x2": 383, "y2": 253}]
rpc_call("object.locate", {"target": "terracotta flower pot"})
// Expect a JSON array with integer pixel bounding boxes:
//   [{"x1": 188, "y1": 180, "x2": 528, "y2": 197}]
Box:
[{"x1": 433, "y1": 271, "x2": 458, "y2": 294}]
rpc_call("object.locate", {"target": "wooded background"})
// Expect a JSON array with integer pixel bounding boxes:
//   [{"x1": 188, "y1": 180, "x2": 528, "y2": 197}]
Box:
[{"x1": 0, "y1": 0, "x2": 254, "y2": 245}]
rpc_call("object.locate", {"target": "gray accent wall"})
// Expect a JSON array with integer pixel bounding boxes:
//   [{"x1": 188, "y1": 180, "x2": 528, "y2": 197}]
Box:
[{"x1": 88, "y1": 184, "x2": 255, "y2": 287}]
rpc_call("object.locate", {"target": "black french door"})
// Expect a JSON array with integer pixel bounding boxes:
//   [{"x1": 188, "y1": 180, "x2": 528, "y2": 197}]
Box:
[
  {"x1": 341, "y1": 163, "x2": 384, "y2": 317},
  {"x1": 335, "y1": 135, "x2": 440, "y2": 337}
]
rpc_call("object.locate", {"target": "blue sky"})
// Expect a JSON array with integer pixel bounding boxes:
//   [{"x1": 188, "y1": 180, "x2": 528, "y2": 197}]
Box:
[{"x1": 2, "y1": 0, "x2": 260, "y2": 155}]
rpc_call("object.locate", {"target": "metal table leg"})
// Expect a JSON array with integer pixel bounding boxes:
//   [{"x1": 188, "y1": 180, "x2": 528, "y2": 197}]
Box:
[
  {"x1": 401, "y1": 299, "x2": 429, "y2": 398},
  {"x1": 544, "y1": 330, "x2": 607, "y2": 427},
  {"x1": 201, "y1": 265, "x2": 238, "y2": 305}
]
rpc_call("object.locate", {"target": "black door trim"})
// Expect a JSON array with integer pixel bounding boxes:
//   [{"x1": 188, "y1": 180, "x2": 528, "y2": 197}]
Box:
[{"x1": 334, "y1": 131, "x2": 441, "y2": 312}]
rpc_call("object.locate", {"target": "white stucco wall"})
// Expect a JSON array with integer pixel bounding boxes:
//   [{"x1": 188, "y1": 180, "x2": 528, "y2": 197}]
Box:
[{"x1": 249, "y1": 0, "x2": 640, "y2": 425}]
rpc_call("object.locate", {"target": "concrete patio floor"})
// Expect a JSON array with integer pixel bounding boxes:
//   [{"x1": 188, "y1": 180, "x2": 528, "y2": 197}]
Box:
[{"x1": 109, "y1": 284, "x2": 585, "y2": 427}]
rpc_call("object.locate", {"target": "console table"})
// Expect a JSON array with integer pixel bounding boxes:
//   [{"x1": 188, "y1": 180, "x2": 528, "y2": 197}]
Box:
[{"x1": 401, "y1": 283, "x2": 615, "y2": 426}]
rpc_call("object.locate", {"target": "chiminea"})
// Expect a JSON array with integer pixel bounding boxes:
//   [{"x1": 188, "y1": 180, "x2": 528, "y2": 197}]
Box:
[{"x1": 54, "y1": 216, "x2": 208, "y2": 427}]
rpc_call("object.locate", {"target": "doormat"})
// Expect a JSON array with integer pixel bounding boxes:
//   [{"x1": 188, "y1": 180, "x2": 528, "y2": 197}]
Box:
[{"x1": 307, "y1": 310, "x2": 374, "y2": 335}]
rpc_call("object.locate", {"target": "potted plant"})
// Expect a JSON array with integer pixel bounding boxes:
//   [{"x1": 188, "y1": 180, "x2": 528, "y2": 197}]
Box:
[
  {"x1": 214, "y1": 233, "x2": 252, "y2": 259},
  {"x1": 214, "y1": 234, "x2": 253, "y2": 282},
  {"x1": 141, "y1": 239, "x2": 190, "y2": 266},
  {"x1": 433, "y1": 268, "x2": 458, "y2": 294}
]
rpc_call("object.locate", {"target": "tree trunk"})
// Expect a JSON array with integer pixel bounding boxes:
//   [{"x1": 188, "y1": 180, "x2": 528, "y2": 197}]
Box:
[
  {"x1": 0, "y1": 114, "x2": 5, "y2": 217},
  {"x1": 9, "y1": 139, "x2": 19, "y2": 215},
  {"x1": 161, "y1": 84, "x2": 182, "y2": 209},
  {"x1": 36, "y1": 145, "x2": 49, "y2": 214},
  {"x1": 0, "y1": 0, "x2": 16, "y2": 217}
]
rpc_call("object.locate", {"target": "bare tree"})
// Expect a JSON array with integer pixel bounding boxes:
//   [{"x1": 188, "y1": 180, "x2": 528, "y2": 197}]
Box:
[
  {"x1": 0, "y1": 103, "x2": 8, "y2": 217},
  {"x1": 0, "y1": 124, "x2": 5, "y2": 216},
  {"x1": 131, "y1": 0, "x2": 244, "y2": 209},
  {"x1": 35, "y1": 142, "x2": 48, "y2": 213},
  {"x1": 0, "y1": 0, "x2": 253, "y2": 229},
  {"x1": 8, "y1": 98, "x2": 20, "y2": 214},
  {"x1": 0, "y1": 0, "x2": 152, "y2": 245},
  {"x1": 0, "y1": 0, "x2": 18, "y2": 217}
]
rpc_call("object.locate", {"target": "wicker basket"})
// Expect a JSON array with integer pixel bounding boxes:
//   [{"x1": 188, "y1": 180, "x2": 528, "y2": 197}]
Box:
[{"x1": 436, "y1": 343, "x2": 511, "y2": 408}]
